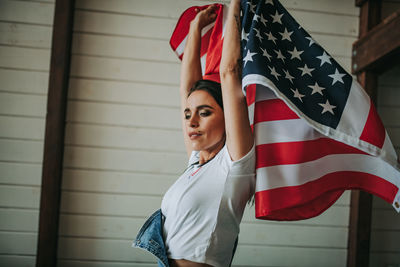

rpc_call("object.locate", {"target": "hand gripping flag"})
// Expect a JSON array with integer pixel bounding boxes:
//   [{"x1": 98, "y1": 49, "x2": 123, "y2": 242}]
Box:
[{"x1": 170, "y1": 0, "x2": 400, "y2": 220}]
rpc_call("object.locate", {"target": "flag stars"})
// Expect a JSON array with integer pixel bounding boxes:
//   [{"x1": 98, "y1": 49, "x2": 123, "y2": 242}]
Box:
[
  {"x1": 243, "y1": 50, "x2": 257, "y2": 67},
  {"x1": 283, "y1": 69, "x2": 295, "y2": 83},
  {"x1": 271, "y1": 10, "x2": 283, "y2": 24},
  {"x1": 253, "y1": 14, "x2": 260, "y2": 22},
  {"x1": 328, "y1": 68, "x2": 346, "y2": 85},
  {"x1": 260, "y1": 47, "x2": 272, "y2": 61},
  {"x1": 254, "y1": 28, "x2": 264, "y2": 42},
  {"x1": 279, "y1": 28, "x2": 293, "y2": 41},
  {"x1": 265, "y1": 0, "x2": 274, "y2": 5},
  {"x1": 316, "y1": 51, "x2": 332, "y2": 66},
  {"x1": 308, "y1": 82, "x2": 325, "y2": 95},
  {"x1": 274, "y1": 49, "x2": 286, "y2": 62},
  {"x1": 268, "y1": 66, "x2": 281, "y2": 80},
  {"x1": 305, "y1": 36, "x2": 316, "y2": 47},
  {"x1": 265, "y1": 32, "x2": 277, "y2": 44},
  {"x1": 291, "y1": 88, "x2": 305, "y2": 102},
  {"x1": 247, "y1": 2, "x2": 256, "y2": 13},
  {"x1": 241, "y1": 29, "x2": 249, "y2": 42},
  {"x1": 319, "y1": 100, "x2": 336, "y2": 115},
  {"x1": 298, "y1": 64, "x2": 314, "y2": 77},
  {"x1": 260, "y1": 14, "x2": 268, "y2": 26},
  {"x1": 288, "y1": 47, "x2": 303, "y2": 60}
]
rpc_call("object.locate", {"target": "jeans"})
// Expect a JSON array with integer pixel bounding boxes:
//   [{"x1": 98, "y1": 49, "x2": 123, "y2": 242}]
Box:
[{"x1": 132, "y1": 209, "x2": 169, "y2": 267}]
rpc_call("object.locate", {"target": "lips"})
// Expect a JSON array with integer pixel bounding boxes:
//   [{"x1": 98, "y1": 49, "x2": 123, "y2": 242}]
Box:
[{"x1": 188, "y1": 131, "x2": 202, "y2": 139}]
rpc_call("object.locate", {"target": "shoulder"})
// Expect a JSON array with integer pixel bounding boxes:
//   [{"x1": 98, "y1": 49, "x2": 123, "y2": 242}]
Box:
[{"x1": 222, "y1": 143, "x2": 256, "y2": 175}]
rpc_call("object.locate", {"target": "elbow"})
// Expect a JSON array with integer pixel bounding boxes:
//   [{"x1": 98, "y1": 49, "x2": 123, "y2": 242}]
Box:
[{"x1": 219, "y1": 61, "x2": 242, "y2": 81}]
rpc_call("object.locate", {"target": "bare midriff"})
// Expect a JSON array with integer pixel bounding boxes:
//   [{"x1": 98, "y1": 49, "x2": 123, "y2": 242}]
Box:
[{"x1": 169, "y1": 259, "x2": 213, "y2": 267}]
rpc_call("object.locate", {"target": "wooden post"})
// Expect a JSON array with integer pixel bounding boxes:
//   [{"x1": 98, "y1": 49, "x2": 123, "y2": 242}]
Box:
[
  {"x1": 347, "y1": 1, "x2": 381, "y2": 267},
  {"x1": 36, "y1": 0, "x2": 75, "y2": 266}
]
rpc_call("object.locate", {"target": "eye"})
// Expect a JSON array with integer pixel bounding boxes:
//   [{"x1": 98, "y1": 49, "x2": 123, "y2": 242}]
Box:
[
  {"x1": 184, "y1": 112, "x2": 191, "y2": 120},
  {"x1": 199, "y1": 110, "x2": 211, "y2": 117}
]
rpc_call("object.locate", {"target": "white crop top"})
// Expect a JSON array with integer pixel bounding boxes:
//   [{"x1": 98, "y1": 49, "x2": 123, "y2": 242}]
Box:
[{"x1": 161, "y1": 144, "x2": 255, "y2": 267}]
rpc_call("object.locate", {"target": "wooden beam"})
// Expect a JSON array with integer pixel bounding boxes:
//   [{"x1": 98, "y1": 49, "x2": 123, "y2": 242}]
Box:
[
  {"x1": 352, "y1": 10, "x2": 400, "y2": 74},
  {"x1": 36, "y1": 0, "x2": 75, "y2": 266},
  {"x1": 347, "y1": 1, "x2": 381, "y2": 267}
]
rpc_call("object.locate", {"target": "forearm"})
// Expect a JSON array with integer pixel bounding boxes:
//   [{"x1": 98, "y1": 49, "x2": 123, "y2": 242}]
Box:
[
  {"x1": 220, "y1": 0, "x2": 242, "y2": 83},
  {"x1": 180, "y1": 22, "x2": 203, "y2": 108}
]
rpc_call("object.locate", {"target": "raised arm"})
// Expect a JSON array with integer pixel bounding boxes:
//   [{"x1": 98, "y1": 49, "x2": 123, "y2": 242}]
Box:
[
  {"x1": 180, "y1": 5, "x2": 217, "y2": 156},
  {"x1": 220, "y1": 0, "x2": 254, "y2": 161}
]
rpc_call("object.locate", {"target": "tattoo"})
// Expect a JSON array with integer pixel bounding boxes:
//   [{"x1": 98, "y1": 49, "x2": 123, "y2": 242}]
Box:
[{"x1": 234, "y1": 14, "x2": 241, "y2": 36}]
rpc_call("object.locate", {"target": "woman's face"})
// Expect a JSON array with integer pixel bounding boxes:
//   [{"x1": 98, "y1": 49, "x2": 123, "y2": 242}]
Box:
[{"x1": 184, "y1": 90, "x2": 225, "y2": 152}]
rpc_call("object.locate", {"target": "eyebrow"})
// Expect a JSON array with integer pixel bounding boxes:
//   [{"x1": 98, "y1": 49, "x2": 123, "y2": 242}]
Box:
[{"x1": 184, "y1": 105, "x2": 214, "y2": 113}]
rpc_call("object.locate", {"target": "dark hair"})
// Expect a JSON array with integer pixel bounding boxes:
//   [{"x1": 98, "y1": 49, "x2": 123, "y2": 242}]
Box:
[{"x1": 188, "y1": 79, "x2": 223, "y2": 109}]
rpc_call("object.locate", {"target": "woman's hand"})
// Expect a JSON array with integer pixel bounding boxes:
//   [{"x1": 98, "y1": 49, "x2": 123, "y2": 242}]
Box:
[{"x1": 191, "y1": 4, "x2": 218, "y2": 29}]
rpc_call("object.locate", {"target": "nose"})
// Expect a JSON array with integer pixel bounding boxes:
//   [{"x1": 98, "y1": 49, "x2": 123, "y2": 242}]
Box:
[{"x1": 188, "y1": 114, "x2": 199, "y2": 128}]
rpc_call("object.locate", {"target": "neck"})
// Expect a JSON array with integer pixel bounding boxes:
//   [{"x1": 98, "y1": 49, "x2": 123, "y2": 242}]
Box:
[{"x1": 198, "y1": 138, "x2": 225, "y2": 165}]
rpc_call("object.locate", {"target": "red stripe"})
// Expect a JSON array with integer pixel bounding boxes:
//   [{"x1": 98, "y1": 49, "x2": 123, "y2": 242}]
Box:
[
  {"x1": 359, "y1": 99, "x2": 386, "y2": 149},
  {"x1": 246, "y1": 84, "x2": 257, "y2": 106},
  {"x1": 254, "y1": 99, "x2": 299, "y2": 123},
  {"x1": 255, "y1": 171, "x2": 398, "y2": 220},
  {"x1": 200, "y1": 29, "x2": 212, "y2": 57},
  {"x1": 256, "y1": 138, "x2": 367, "y2": 168}
]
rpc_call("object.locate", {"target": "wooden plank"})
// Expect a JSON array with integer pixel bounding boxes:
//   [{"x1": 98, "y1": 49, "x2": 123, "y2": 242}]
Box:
[
  {"x1": 0, "y1": 69, "x2": 49, "y2": 95},
  {"x1": 61, "y1": 168, "x2": 176, "y2": 196},
  {"x1": 370, "y1": 231, "x2": 400, "y2": 252},
  {"x1": 0, "y1": 162, "x2": 42, "y2": 186},
  {"x1": 386, "y1": 128, "x2": 400, "y2": 148},
  {"x1": 0, "y1": 255, "x2": 35, "y2": 267},
  {"x1": 0, "y1": 93, "x2": 47, "y2": 117},
  {"x1": 0, "y1": 232, "x2": 37, "y2": 255},
  {"x1": 65, "y1": 101, "x2": 181, "y2": 130},
  {"x1": 63, "y1": 146, "x2": 187, "y2": 175},
  {"x1": 369, "y1": 252, "x2": 400, "y2": 266},
  {"x1": 0, "y1": 0, "x2": 54, "y2": 25},
  {"x1": 64, "y1": 124, "x2": 185, "y2": 152},
  {"x1": 0, "y1": 185, "x2": 40, "y2": 209},
  {"x1": 0, "y1": 22, "x2": 52, "y2": 49},
  {"x1": 0, "y1": 139, "x2": 44, "y2": 163},
  {"x1": 0, "y1": 209, "x2": 39, "y2": 232},
  {"x1": 75, "y1": 0, "x2": 359, "y2": 17},
  {"x1": 73, "y1": 9, "x2": 358, "y2": 40},
  {"x1": 36, "y1": 0, "x2": 75, "y2": 265},
  {"x1": 352, "y1": 11, "x2": 400, "y2": 74},
  {"x1": 377, "y1": 86, "x2": 400, "y2": 106},
  {"x1": 68, "y1": 78, "x2": 180, "y2": 108},
  {"x1": 58, "y1": 260, "x2": 156, "y2": 267},
  {"x1": 377, "y1": 106, "x2": 400, "y2": 126},
  {"x1": 69, "y1": 55, "x2": 180, "y2": 85},
  {"x1": 0, "y1": 46, "x2": 51, "y2": 71},
  {"x1": 0, "y1": 116, "x2": 45, "y2": 140}
]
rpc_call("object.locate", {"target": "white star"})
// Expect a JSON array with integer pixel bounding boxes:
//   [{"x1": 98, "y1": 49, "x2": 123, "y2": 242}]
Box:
[
  {"x1": 305, "y1": 36, "x2": 315, "y2": 46},
  {"x1": 260, "y1": 47, "x2": 272, "y2": 61},
  {"x1": 319, "y1": 100, "x2": 336, "y2": 115},
  {"x1": 291, "y1": 88, "x2": 305, "y2": 102},
  {"x1": 328, "y1": 68, "x2": 346, "y2": 85},
  {"x1": 241, "y1": 28, "x2": 249, "y2": 42},
  {"x1": 268, "y1": 66, "x2": 281, "y2": 80},
  {"x1": 265, "y1": 32, "x2": 277, "y2": 44},
  {"x1": 274, "y1": 49, "x2": 285, "y2": 63},
  {"x1": 308, "y1": 82, "x2": 325, "y2": 95},
  {"x1": 254, "y1": 28, "x2": 264, "y2": 42},
  {"x1": 265, "y1": 0, "x2": 274, "y2": 5},
  {"x1": 283, "y1": 69, "x2": 295, "y2": 83},
  {"x1": 288, "y1": 47, "x2": 303, "y2": 60},
  {"x1": 247, "y1": 2, "x2": 256, "y2": 13},
  {"x1": 260, "y1": 14, "x2": 268, "y2": 26},
  {"x1": 243, "y1": 50, "x2": 257, "y2": 66},
  {"x1": 253, "y1": 14, "x2": 260, "y2": 22},
  {"x1": 316, "y1": 51, "x2": 332, "y2": 66},
  {"x1": 271, "y1": 10, "x2": 283, "y2": 24},
  {"x1": 279, "y1": 28, "x2": 293, "y2": 41},
  {"x1": 298, "y1": 64, "x2": 314, "y2": 77}
]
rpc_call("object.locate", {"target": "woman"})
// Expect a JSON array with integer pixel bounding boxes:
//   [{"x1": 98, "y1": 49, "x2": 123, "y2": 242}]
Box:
[{"x1": 134, "y1": 1, "x2": 254, "y2": 266}]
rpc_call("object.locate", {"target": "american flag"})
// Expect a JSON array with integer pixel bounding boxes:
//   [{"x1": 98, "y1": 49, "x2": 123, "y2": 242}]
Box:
[{"x1": 170, "y1": 0, "x2": 400, "y2": 220}]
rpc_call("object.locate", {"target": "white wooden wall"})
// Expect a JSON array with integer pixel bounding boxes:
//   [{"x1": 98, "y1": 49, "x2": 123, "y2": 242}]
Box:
[
  {"x1": 0, "y1": 0, "x2": 55, "y2": 266},
  {"x1": 56, "y1": 1, "x2": 360, "y2": 266}
]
